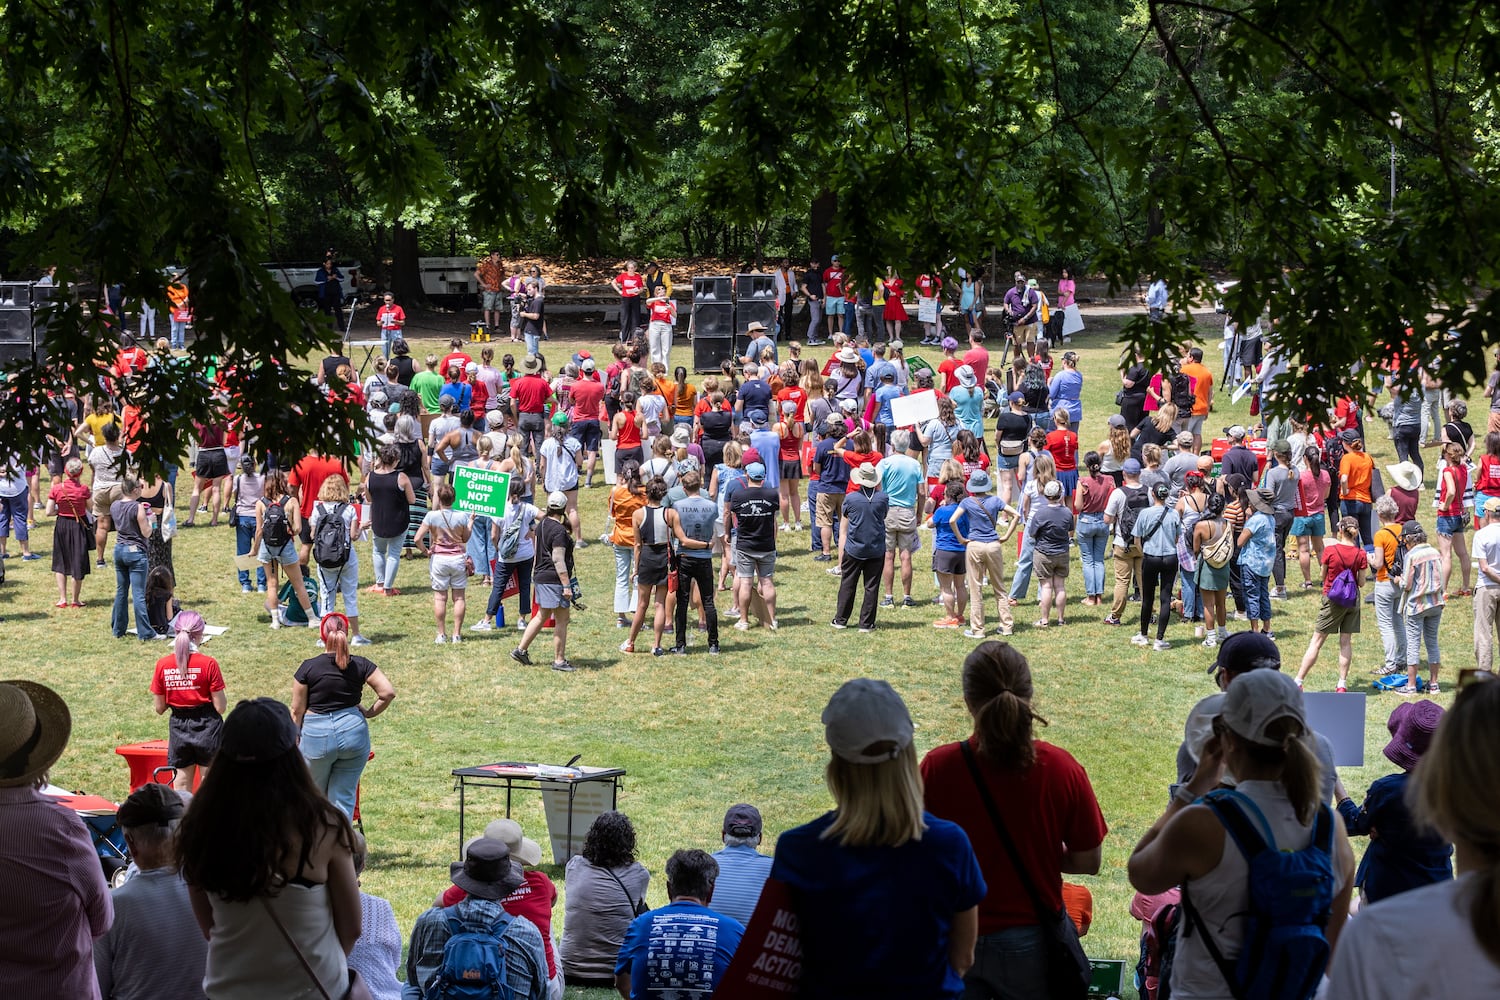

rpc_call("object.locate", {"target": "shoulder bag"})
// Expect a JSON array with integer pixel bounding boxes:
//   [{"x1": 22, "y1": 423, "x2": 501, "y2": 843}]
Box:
[
  {"x1": 603, "y1": 865, "x2": 650, "y2": 917},
  {"x1": 259, "y1": 897, "x2": 373, "y2": 1000},
  {"x1": 958, "y1": 740, "x2": 1090, "y2": 1000},
  {"x1": 227, "y1": 476, "x2": 242, "y2": 528}
]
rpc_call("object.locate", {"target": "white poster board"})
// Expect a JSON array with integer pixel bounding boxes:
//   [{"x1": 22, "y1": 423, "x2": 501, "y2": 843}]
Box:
[
  {"x1": 1061, "y1": 303, "x2": 1085, "y2": 336},
  {"x1": 890, "y1": 388, "x2": 940, "y2": 428},
  {"x1": 602, "y1": 440, "x2": 618, "y2": 485},
  {"x1": 1231, "y1": 376, "x2": 1256, "y2": 404},
  {"x1": 916, "y1": 297, "x2": 939, "y2": 324},
  {"x1": 1302, "y1": 691, "x2": 1367, "y2": 767},
  {"x1": 538, "y1": 775, "x2": 620, "y2": 861}
]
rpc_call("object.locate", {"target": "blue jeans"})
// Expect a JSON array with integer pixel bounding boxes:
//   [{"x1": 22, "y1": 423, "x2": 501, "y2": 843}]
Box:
[
  {"x1": 1076, "y1": 513, "x2": 1108, "y2": 598},
  {"x1": 112, "y1": 543, "x2": 154, "y2": 639},
  {"x1": 371, "y1": 534, "x2": 403, "y2": 590},
  {"x1": 235, "y1": 519, "x2": 267, "y2": 589},
  {"x1": 1242, "y1": 564, "x2": 1272, "y2": 623},
  {"x1": 300, "y1": 706, "x2": 371, "y2": 820},
  {"x1": 1181, "y1": 566, "x2": 1201, "y2": 620},
  {"x1": 524, "y1": 331, "x2": 541, "y2": 355},
  {"x1": 1009, "y1": 527, "x2": 1036, "y2": 601},
  {"x1": 1341, "y1": 499, "x2": 1373, "y2": 548},
  {"x1": 962, "y1": 924, "x2": 1047, "y2": 1000},
  {"x1": 170, "y1": 319, "x2": 187, "y2": 349},
  {"x1": 467, "y1": 514, "x2": 494, "y2": 578}
]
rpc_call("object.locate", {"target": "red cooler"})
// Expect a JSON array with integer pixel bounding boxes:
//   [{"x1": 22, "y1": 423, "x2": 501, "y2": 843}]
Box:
[{"x1": 1209, "y1": 437, "x2": 1268, "y2": 479}]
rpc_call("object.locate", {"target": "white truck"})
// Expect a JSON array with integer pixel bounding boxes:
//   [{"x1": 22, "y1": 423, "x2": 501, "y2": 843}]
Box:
[{"x1": 263, "y1": 261, "x2": 361, "y2": 308}]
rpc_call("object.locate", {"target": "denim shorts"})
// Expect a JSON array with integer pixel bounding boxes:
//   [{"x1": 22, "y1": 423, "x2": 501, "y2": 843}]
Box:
[
  {"x1": 258, "y1": 540, "x2": 299, "y2": 566},
  {"x1": 1290, "y1": 513, "x2": 1326, "y2": 537},
  {"x1": 1437, "y1": 514, "x2": 1467, "y2": 536}
]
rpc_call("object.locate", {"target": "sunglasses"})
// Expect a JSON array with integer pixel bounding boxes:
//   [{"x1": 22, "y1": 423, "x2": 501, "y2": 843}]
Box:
[{"x1": 1457, "y1": 668, "x2": 1496, "y2": 692}]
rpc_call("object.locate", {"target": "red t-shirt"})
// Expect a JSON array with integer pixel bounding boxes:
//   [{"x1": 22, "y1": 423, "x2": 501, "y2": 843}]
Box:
[
  {"x1": 841, "y1": 449, "x2": 883, "y2": 493},
  {"x1": 617, "y1": 273, "x2": 645, "y2": 298},
  {"x1": 469, "y1": 379, "x2": 489, "y2": 414},
  {"x1": 511, "y1": 374, "x2": 553, "y2": 415},
  {"x1": 961, "y1": 347, "x2": 989, "y2": 389},
  {"x1": 49, "y1": 478, "x2": 92, "y2": 520},
  {"x1": 1045, "y1": 429, "x2": 1078, "y2": 472},
  {"x1": 288, "y1": 455, "x2": 349, "y2": 510},
  {"x1": 777, "y1": 386, "x2": 808, "y2": 422},
  {"x1": 916, "y1": 274, "x2": 940, "y2": 298},
  {"x1": 121, "y1": 405, "x2": 145, "y2": 454},
  {"x1": 938, "y1": 358, "x2": 963, "y2": 393},
  {"x1": 569, "y1": 378, "x2": 606, "y2": 421},
  {"x1": 824, "y1": 267, "x2": 845, "y2": 298},
  {"x1": 1478, "y1": 455, "x2": 1500, "y2": 494},
  {"x1": 648, "y1": 299, "x2": 675, "y2": 324},
  {"x1": 921, "y1": 738, "x2": 1108, "y2": 935},
  {"x1": 441, "y1": 870, "x2": 559, "y2": 978},
  {"x1": 1439, "y1": 463, "x2": 1468, "y2": 516},
  {"x1": 150, "y1": 652, "x2": 225, "y2": 709},
  {"x1": 1320, "y1": 542, "x2": 1369, "y2": 594},
  {"x1": 441, "y1": 352, "x2": 473, "y2": 380}
]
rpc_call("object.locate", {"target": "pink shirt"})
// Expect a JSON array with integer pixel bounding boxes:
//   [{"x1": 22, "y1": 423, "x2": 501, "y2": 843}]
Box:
[{"x1": 0, "y1": 785, "x2": 113, "y2": 998}]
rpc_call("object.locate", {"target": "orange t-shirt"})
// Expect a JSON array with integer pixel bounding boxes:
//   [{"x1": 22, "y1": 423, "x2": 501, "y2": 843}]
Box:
[
  {"x1": 1373, "y1": 523, "x2": 1401, "y2": 583},
  {"x1": 608, "y1": 486, "x2": 647, "y2": 546},
  {"x1": 1339, "y1": 450, "x2": 1374, "y2": 503},
  {"x1": 1180, "y1": 362, "x2": 1214, "y2": 416}
]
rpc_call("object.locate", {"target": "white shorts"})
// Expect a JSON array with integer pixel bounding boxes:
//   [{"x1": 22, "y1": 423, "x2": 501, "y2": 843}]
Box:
[{"x1": 430, "y1": 553, "x2": 469, "y2": 591}]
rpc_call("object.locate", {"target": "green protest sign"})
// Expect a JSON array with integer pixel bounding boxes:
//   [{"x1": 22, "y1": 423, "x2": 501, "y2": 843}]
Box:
[{"x1": 452, "y1": 465, "x2": 512, "y2": 518}]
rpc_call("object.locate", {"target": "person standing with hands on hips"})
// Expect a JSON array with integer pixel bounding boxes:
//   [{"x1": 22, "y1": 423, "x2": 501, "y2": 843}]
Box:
[{"x1": 512, "y1": 491, "x2": 580, "y2": 672}]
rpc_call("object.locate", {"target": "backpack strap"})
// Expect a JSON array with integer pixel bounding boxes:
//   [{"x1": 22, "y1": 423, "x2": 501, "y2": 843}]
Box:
[
  {"x1": 1180, "y1": 880, "x2": 1249, "y2": 1000},
  {"x1": 1202, "y1": 788, "x2": 1274, "y2": 860}
]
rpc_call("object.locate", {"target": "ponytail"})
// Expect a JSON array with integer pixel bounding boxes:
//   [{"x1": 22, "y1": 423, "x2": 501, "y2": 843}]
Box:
[
  {"x1": 961, "y1": 642, "x2": 1048, "y2": 770},
  {"x1": 171, "y1": 609, "x2": 205, "y2": 676},
  {"x1": 1240, "y1": 717, "x2": 1323, "y2": 826},
  {"x1": 320, "y1": 614, "x2": 351, "y2": 669}
]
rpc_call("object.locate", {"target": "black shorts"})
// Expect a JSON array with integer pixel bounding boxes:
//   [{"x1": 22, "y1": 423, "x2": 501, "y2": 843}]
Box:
[
  {"x1": 779, "y1": 459, "x2": 803, "y2": 481},
  {"x1": 299, "y1": 515, "x2": 313, "y2": 546},
  {"x1": 933, "y1": 549, "x2": 967, "y2": 575},
  {"x1": 638, "y1": 546, "x2": 672, "y2": 586},
  {"x1": 195, "y1": 448, "x2": 230, "y2": 480},
  {"x1": 168, "y1": 707, "x2": 224, "y2": 768}
]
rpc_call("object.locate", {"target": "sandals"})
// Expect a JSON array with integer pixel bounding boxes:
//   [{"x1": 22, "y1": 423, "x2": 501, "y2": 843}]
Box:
[{"x1": 1033, "y1": 619, "x2": 1050, "y2": 628}]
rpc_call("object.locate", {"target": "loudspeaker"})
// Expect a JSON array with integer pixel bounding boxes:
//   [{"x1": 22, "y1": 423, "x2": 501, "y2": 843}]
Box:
[
  {"x1": 0, "y1": 299, "x2": 48, "y2": 369},
  {"x1": 693, "y1": 275, "x2": 733, "y2": 302},
  {"x1": 692, "y1": 301, "x2": 735, "y2": 373},
  {"x1": 0, "y1": 283, "x2": 32, "y2": 307},
  {"x1": 734, "y1": 274, "x2": 777, "y2": 300}
]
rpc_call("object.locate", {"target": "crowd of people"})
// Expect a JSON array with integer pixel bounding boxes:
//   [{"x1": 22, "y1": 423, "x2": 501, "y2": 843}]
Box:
[{"x1": 3, "y1": 261, "x2": 1499, "y2": 999}]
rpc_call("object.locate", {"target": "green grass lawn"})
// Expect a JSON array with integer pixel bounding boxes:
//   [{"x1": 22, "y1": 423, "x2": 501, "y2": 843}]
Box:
[{"x1": 6, "y1": 310, "x2": 1465, "y2": 999}]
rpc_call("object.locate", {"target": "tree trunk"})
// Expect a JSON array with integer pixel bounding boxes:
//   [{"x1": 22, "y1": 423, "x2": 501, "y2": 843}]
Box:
[
  {"x1": 682, "y1": 225, "x2": 694, "y2": 257},
  {"x1": 390, "y1": 223, "x2": 425, "y2": 307},
  {"x1": 810, "y1": 191, "x2": 837, "y2": 264}
]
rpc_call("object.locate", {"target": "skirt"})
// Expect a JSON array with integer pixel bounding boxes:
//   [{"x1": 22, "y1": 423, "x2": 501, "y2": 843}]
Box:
[
  {"x1": 52, "y1": 516, "x2": 92, "y2": 579},
  {"x1": 405, "y1": 482, "x2": 430, "y2": 549},
  {"x1": 883, "y1": 299, "x2": 908, "y2": 321},
  {"x1": 1194, "y1": 558, "x2": 1232, "y2": 592},
  {"x1": 147, "y1": 524, "x2": 174, "y2": 578}
]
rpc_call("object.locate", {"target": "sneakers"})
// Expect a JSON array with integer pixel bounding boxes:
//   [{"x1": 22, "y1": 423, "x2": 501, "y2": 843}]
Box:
[
  {"x1": 652, "y1": 647, "x2": 666, "y2": 657},
  {"x1": 1130, "y1": 633, "x2": 1150, "y2": 646},
  {"x1": 901, "y1": 596, "x2": 916, "y2": 609},
  {"x1": 1153, "y1": 639, "x2": 1171, "y2": 651},
  {"x1": 670, "y1": 646, "x2": 687, "y2": 655},
  {"x1": 470, "y1": 620, "x2": 495, "y2": 632},
  {"x1": 733, "y1": 620, "x2": 752, "y2": 631},
  {"x1": 830, "y1": 620, "x2": 848, "y2": 630},
  {"x1": 269, "y1": 611, "x2": 283, "y2": 630},
  {"x1": 510, "y1": 648, "x2": 532, "y2": 665},
  {"x1": 962, "y1": 628, "x2": 988, "y2": 639},
  {"x1": 708, "y1": 643, "x2": 721, "y2": 655},
  {"x1": 813, "y1": 553, "x2": 832, "y2": 562},
  {"x1": 767, "y1": 619, "x2": 779, "y2": 632},
  {"x1": 880, "y1": 595, "x2": 894, "y2": 608},
  {"x1": 434, "y1": 633, "x2": 447, "y2": 644},
  {"x1": 1377, "y1": 663, "x2": 1402, "y2": 676},
  {"x1": 1202, "y1": 637, "x2": 1218, "y2": 648},
  {"x1": 859, "y1": 626, "x2": 875, "y2": 633},
  {"x1": 351, "y1": 634, "x2": 373, "y2": 647},
  {"x1": 242, "y1": 584, "x2": 252, "y2": 594},
  {"x1": 1335, "y1": 684, "x2": 1348, "y2": 693},
  {"x1": 450, "y1": 634, "x2": 462, "y2": 644},
  {"x1": 1428, "y1": 679, "x2": 1441, "y2": 694},
  {"x1": 1216, "y1": 626, "x2": 1230, "y2": 641},
  {"x1": 1103, "y1": 616, "x2": 1122, "y2": 626},
  {"x1": 1271, "y1": 588, "x2": 1288, "y2": 600},
  {"x1": 1396, "y1": 683, "x2": 1422, "y2": 695},
  {"x1": 551, "y1": 659, "x2": 576, "y2": 672},
  {"x1": 619, "y1": 640, "x2": 635, "y2": 653}
]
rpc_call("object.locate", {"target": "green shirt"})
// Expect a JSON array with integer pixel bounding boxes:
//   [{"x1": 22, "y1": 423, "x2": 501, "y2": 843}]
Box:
[{"x1": 410, "y1": 370, "x2": 444, "y2": 413}]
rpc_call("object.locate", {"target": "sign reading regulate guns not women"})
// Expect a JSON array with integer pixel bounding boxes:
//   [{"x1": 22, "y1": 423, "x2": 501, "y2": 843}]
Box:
[{"x1": 452, "y1": 466, "x2": 512, "y2": 518}]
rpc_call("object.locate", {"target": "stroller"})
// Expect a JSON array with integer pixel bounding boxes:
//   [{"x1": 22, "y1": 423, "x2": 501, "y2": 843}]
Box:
[{"x1": 44, "y1": 784, "x2": 133, "y2": 887}]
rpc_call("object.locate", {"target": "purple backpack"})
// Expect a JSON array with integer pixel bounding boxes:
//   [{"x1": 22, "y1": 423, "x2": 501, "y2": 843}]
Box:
[{"x1": 1327, "y1": 567, "x2": 1358, "y2": 607}]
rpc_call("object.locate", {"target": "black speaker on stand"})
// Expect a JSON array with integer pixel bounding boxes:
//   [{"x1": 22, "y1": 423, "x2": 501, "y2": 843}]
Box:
[
  {"x1": 734, "y1": 274, "x2": 778, "y2": 361},
  {"x1": 691, "y1": 276, "x2": 735, "y2": 373},
  {"x1": 0, "y1": 282, "x2": 49, "y2": 369}
]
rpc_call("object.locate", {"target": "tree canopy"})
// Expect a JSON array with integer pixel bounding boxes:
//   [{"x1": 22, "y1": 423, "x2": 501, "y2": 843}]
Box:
[{"x1": 2, "y1": 0, "x2": 1497, "y2": 463}]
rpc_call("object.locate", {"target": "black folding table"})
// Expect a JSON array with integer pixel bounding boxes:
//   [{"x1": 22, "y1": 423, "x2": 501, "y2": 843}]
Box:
[{"x1": 451, "y1": 761, "x2": 626, "y2": 862}]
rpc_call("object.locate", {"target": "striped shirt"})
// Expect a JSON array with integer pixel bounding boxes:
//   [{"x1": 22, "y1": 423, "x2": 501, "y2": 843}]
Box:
[
  {"x1": 708, "y1": 844, "x2": 774, "y2": 927},
  {"x1": 93, "y1": 867, "x2": 206, "y2": 1000},
  {"x1": 0, "y1": 785, "x2": 113, "y2": 999}
]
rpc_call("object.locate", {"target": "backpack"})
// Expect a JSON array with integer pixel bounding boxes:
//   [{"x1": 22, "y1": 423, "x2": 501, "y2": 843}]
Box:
[
  {"x1": 1327, "y1": 567, "x2": 1359, "y2": 607},
  {"x1": 1171, "y1": 372, "x2": 1195, "y2": 412},
  {"x1": 496, "y1": 506, "x2": 530, "y2": 563},
  {"x1": 1135, "y1": 899, "x2": 1182, "y2": 1000},
  {"x1": 427, "y1": 911, "x2": 515, "y2": 1000},
  {"x1": 262, "y1": 497, "x2": 293, "y2": 548},
  {"x1": 1183, "y1": 790, "x2": 1335, "y2": 1000},
  {"x1": 1021, "y1": 364, "x2": 1048, "y2": 409},
  {"x1": 312, "y1": 501, "x2": 351, "y2": 569},
  {"x1": 1201, "y1": 521, "x2": 1234, "y2": 569},
  {"x1": 1378, "y1": 526, "x2": 1405, "y2": 581},
  {"x1": 1118, "y1": 485, "x2": 1149, "y2": 540}
]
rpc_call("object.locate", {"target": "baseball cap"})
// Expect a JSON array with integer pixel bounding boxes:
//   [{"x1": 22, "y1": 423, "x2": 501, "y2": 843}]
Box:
[
  {"x1": 749, "y1": 409, "x2": 768, "y2": 426},
  {"x1": 723, "y1": 803, "x2": 763, "y2": 838},
  {"x1": 1122, "y1": 458, "x2": 1142, "y2": 475},
  {"x1": 822, "y1": 678, "x2": 915, "y2": 764},
  {"x1": 1226, "y1": 424, "x2": 1247, "y2": 440},
  {"x1": 839, "y1": 398, "x2": 858, "y2": 412},
  {"x1": 745, "y1": 462, "x2": 767, "y2": 481},
  {"x1": 546, "y1": 491, "x2": 568, "y2": 511},
  {"x1": 741, "y1": 447, "x2": 762, "y2": 466},
  {"x1": 1108, "y1": 414, "x2": 1127, "y2": 429},
  {"x1": 465, "y1": 361, "x2": 479, "y2": 375},
  {"x1": 1043, "y1": 480, "x2": 1063, "y2": 500},
  {"x1": 1272, "y1": 438, "x2": 1292, "y2": 456},
  {"x1": 1340, "y1": 428, "x2": 1360, "y2": 444},
  {"x1": 1401, "y1": 519, "x2": 1425, "y2": 540},
  {"x1": 1176, "y1": 431, "x2": 1194, "y2": 447},
  {"x1": 551, "y1": 411, "x2": 569, "y2": 426},
  {"x1": 581, "y1": 357, "x2": 596, "y2": 372},
  {"x1": 1485, "y1": 496, "x2": 1500, "y2": 516},
  {"x1": 821, "y1": 420, "x2": 844, "y2": 438},
  {"x1": 218, "y1": 697, "x2": 300, "y2": 763},
  {"x1": 116, "y1": 782, "x2": 186, "y2": 828},
  {"x1": 1007, "y1": 390, "x2": 1026, "y2": 404},
  {"x1": 1208, "y1": 630, "x2": 1282, "y2": 676},
  {"x1": 1219, "y1": 669, "x2": 1305, "y2": 747},
  {"x1": 956, "y1": 365, "x2": 976, "y2": 388}
]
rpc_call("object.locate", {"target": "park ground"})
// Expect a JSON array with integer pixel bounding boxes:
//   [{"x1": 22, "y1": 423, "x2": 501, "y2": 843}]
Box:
[{"x1": 3, "y1": 305, "x2": 1465, "y2": 999}]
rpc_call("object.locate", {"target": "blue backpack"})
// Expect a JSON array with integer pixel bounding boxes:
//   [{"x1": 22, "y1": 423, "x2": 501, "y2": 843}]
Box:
[
  {"x1": 1182, "y1": 789, "x2": 1335, "y2": 1000},
  {"x1": 428, "y1": 910, "x2": 514, "y2": 1000}
]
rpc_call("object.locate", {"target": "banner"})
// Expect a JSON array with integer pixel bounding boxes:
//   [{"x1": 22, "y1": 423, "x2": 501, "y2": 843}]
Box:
[
  {"x1": 890, "y1": 388, "x2": 940, "y2": 428},
  {"x1": 603, "y1": 440, "x2": 618, "y2": 485},
  {"x1": 1061, "y1": 303, "x2": 1085, "y2": 337},
  {"x1": 452, "y1": 465, "x2": 512, "y2": 518},
  {"x1": 1302, "y1": 691, "x2": 1367, "y2": 767},
  {"x1": 714, "y1": 877, "x2": 801, "y2": 998}
]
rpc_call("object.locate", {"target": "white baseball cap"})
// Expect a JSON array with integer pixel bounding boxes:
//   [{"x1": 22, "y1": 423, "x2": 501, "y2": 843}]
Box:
[
  {"x1": 1219, "y1": 669, "x2": 1306, "y2": 747},
  {"x1": 546, "y1": 491, "x2": 568, "y2": 511}
]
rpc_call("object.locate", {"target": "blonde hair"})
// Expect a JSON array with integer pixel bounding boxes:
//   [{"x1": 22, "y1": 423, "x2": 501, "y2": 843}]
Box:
[
  {"x1": 1108, "y1": 426, "x2": 1130, "y2": 461},
  {"x1": 1412, "y1": 682, "x2": 1500, "y2": 964},
  {"x1": 938, "y1": 458, "x2": 965, "y2": 485},
  {"x1": 317, "y1": 476, "x2": 350, "y2": 502},
  {"x1": 1142, "y1": 443, "x2": 1162, "y2": 468},
  {"x1": 821, "y1": 743, "x2": 926, "y2": 848},
  {"x1": 1032, "y1": 452, "x2": 1056, "y2": 493},
  {"x1": 1151, "y1": 401, "x2": 1177, "y2": 433}
]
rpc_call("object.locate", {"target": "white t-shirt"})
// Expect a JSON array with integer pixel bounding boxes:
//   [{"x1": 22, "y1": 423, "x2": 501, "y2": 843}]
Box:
[
  {"x1": 1324, "y1": 875, "x2": 1500, "y2": 999},
  {"x1": 1475, "y1": 522, "x2": 1500, "y2": 589},
  {"x1": 540, "y1": 436, "x2": 581, "y2": 493},
  {"x1": 88, "y1": 444, "x2": 129, "y2": 489}
]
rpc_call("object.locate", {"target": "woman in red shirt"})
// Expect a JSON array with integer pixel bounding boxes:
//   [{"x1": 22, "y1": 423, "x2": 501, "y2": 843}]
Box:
[
  {"x1": 775, "y1": 401, "x2": 805, "y2": 530},
  {"x1": 150, "y1": 610, "x2": 227, "y2": 790},
  {"x1": 835, "y1": 429, "x2": 882, "y2": 494},
  {"x1": 611, "y1": 260, "x2": 646, "y2": 343},
  {"x1": 1436, "y1": 442, "x2": 1472, "y2": 596},
  {"x1": 46, "y1": 458, "x2": 94, "y2": 607},
  {"x1": 882, "y1": 268, "x2": 908, "y2": 341},
  {"x1": 1044, "y1": 408, "x2": 1079, "y2": 506},
  {"x1": 609, "y1": 392, "x2": 645, "y2": 473},
  {"x1": 1292, "y1": 517, "x2": 1368, "y2": 693}
]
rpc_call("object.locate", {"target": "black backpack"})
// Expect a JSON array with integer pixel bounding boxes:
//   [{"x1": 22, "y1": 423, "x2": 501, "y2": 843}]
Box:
[
  {"x1": 1378, "y1": 525, "x2": 1406, "y2": 580},
  {"x1": 1021, "y1": 364, "x2": 1048, "y2": 409},
  {"x1": 262, "y1": 497, "x2": 293, "y2": 548},
  {"x1": 1118, "y1": 485, "x2": 1150, "y2": 540},
  {"x1": 312, "y1": 501, "x2": 351, "y2": 569},
  {"x1": 1171, "y1": 372, "x2": 1195, "y2": 412}
]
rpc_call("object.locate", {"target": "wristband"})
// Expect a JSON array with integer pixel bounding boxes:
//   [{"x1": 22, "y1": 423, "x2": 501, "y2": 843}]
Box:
[{"x1": 1172, "y1": 783, "x2": 1200, "y2": 807}]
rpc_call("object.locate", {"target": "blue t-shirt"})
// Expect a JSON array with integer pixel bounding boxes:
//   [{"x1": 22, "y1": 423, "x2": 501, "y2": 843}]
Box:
[
  {"x1": 615, "y1": 900, "x2": 745, "y2": 1000},
  {"x1": 440, "y1": 381, "x2": 472, "y2": 411},
  {"x1": 958, "y1": 495, "x2": 1005, "y2": 544},
  {"x1": 865, "y1": 359, "x2": 895, "y2": 390},
  {"x1": 876, "y1": 454, "x2": 923, "y2": 510},
  {"x1": 815, "y1": 438, "x2": 849, "y2": 494},
  {"x1": 950, "y1": 385, "x2": 986, "y2": 438},
  {"x1": 1048, "y1": 369, "x2": 1083, "y2": 424},
  {"x1": 748, "y1": 429, "x2": 782, "y2": 489},
  {"x1": 874, "y1": 384, "x2": 903, "y2": 426},
  {"x1": 933, "y1": 503, "x2": 967, "y2": 552},
  {"x1": 770, "y1": 811, "x2": 986, "y2": 1000}
]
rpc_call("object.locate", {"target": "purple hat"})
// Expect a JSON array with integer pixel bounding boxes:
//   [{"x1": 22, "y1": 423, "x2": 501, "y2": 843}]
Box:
[{"x1": 1383, "y1": 700, "x2": 1444, "y2": 771}]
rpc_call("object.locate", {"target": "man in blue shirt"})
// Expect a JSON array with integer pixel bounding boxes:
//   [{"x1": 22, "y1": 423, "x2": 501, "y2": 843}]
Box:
[
  {"x1": 833, "y1": 462, "x2": 889, "y2": 631},
  {"x1": 615, "y1": 849, "x2": 745, "y2": 1000},
  {"x1": 736, "y1": 364, "x2": 772, "y2": 418},
  {"x1": 813, "y1": 421, "x2": 849, "y2": 566},
  {"x1": 863, "y1": 343, "x2": 895, "y2": 390},
  {"x1": 876, "y1": 430, "x2": 924, "y2": 608},
  {"x1": 709, "y1": 804, "x2": 774, "y2": 926},
  {"x1": 741, "y1": 322, "x2": 777, "y2": 367}
]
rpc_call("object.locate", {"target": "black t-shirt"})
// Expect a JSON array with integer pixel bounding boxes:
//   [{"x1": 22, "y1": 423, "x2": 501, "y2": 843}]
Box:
[
  {"x1": 532, "y1": 515, "x2": 574, "y2": 586},
  {"x1": 1121, "y1": 363, "x2": 1150, "y2": 400},
  {"x1": 996, "y1": 411, "x2": 1031, "y2": 446},
  {"x1": 322, "y1": 355, "x2": 352, "y2": 382},
  {"x1": 1132, "y1": 416, "x2": 1172, "y2": 459},
  {"x1": 1031, "y1": 503, "x2": 1075, "y2": 555},
  {"x1": 700, "y1": 410, "x2": 733, "y2": 441},
  {"x1": 729, "y1": 485, "x2": 781, "y2": 553},
  {"x1": 802, "y1": 269, "x2": 824, "y2": 298},
  {"x1": 294, "y1": 654, "x2": 376, "y2": 714},
  {"x1": 1445, "y1": 419, "x2": 1473, "y2": 452},
  {"x1": 391, "y1": 355, "x2": 416, "y2": 386}
]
